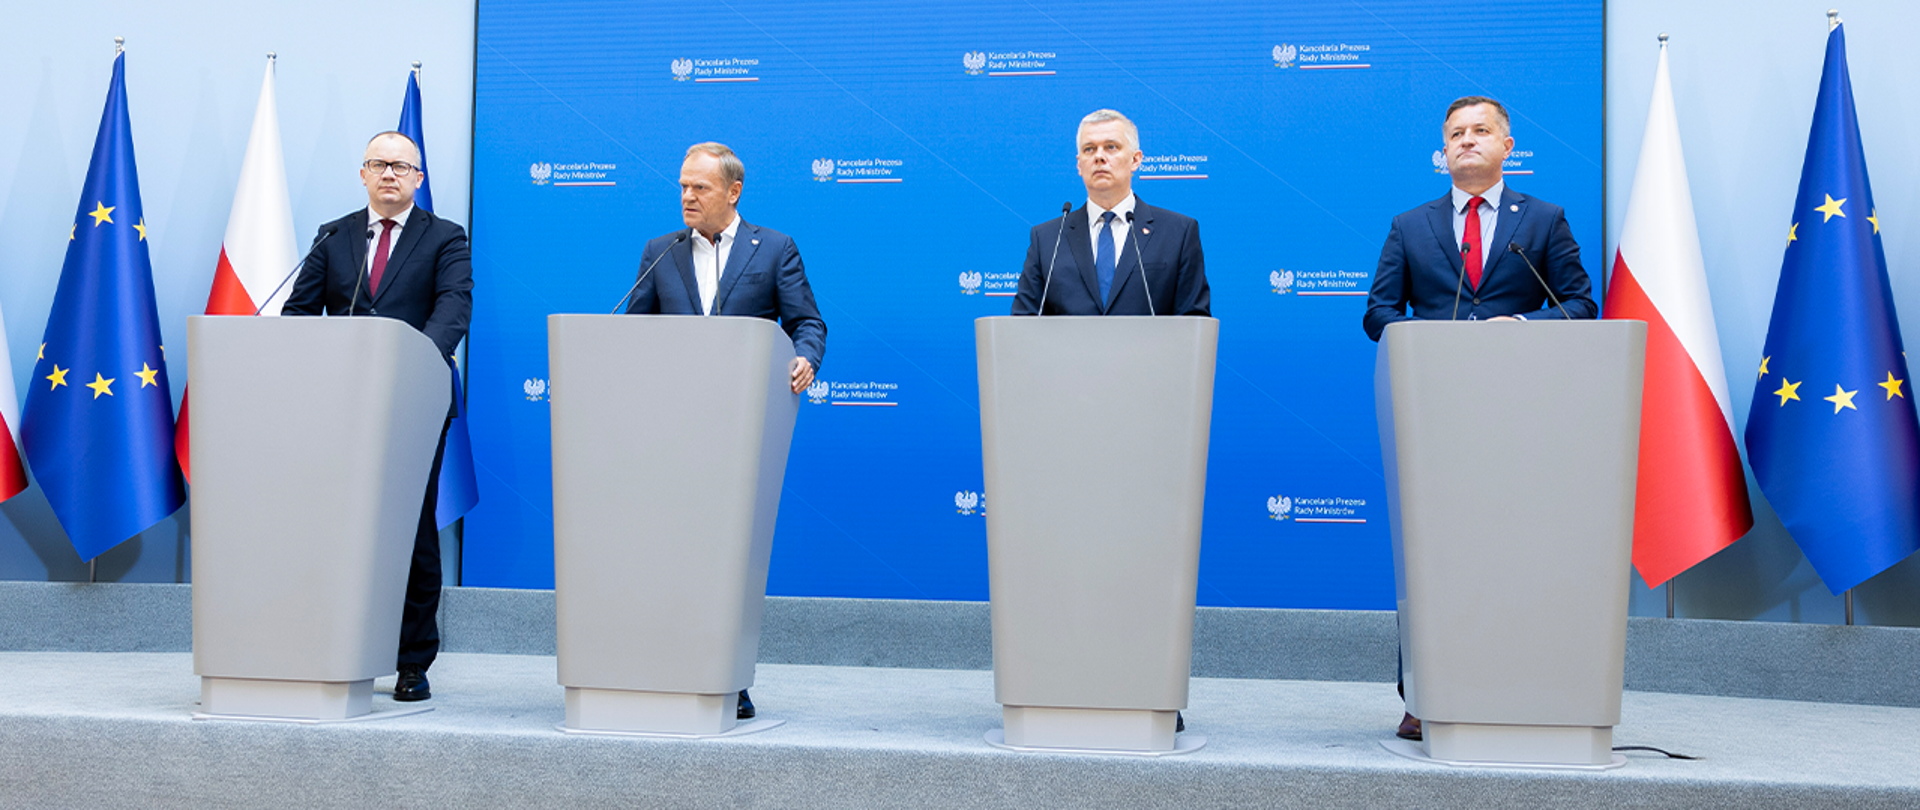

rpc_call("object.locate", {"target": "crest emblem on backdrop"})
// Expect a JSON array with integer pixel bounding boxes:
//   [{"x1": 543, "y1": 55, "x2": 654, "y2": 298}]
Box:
[
  {"x1": 1272, "y1": 44, "x2": 1297, "y2": 68},
  {"x1": 958, "y1": 271, "x2": 982, "y2": 294},
  {"x1": 1432, "y1": 150, "x2": 1449, "y2": 174},
  {"x1": 806, "y1": 379, "x2": 830, "y2": 404},
  {"x1": 812, "y1": 158, "x2": 835, "y2": 181},
  {"x1": 524, "y1": 378, "x2": 547, "y2": 401},
  {"x1": 1267, "y1": 495, "x2": 1292, "y2": 520},
  {"x1": 671, "y1": 58, "x2": 694, "y2": 80},
  {"x1": 963, "y1": 51, "x2": 987, "y2": 75},
  {"x1": 529, "y1": 162, "x2": 552, "y2": 185},
  {"x1": 1269, "y1": 269, "x2": 1294, "y2": 294},
  {"x1": 954, "y1": 490, "x2": 981, "y2": 515}
]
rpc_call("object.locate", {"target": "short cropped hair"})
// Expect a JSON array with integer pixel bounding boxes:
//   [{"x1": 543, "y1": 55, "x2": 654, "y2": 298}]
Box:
[
  {"x1": 1443, "y1": 96, "x2": 1510, "y2": 135},
  {"x1": 365, "y1": 131, "x2": 422, "y2": 163},
  {"x1": 1078, "y1": 109, "x2": 1139, "y2": 151},
  {"x1": 686, "y1": 142, "x2": 745, "y2": 186}
]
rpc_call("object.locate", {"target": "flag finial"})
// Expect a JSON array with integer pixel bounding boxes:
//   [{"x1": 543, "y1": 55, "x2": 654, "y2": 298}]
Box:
[
  {"x1": 267, "y1": 52, "x2": 276, "y2": 61},
  {"x1": 1657, "y1": 33, "x2": 1669, "y2": 46},
  {"x1": 113, "y1": 37, "x2": 123, "y2": 53},
  {"x1": 1829, "y1": 9, "x2": 1841, "y2": 30}
]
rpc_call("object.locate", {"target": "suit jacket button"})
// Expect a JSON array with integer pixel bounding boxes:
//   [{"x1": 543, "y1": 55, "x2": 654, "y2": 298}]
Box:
[{"x1": 1472, "y1": 298, "x2": 1480, "y2": 305}]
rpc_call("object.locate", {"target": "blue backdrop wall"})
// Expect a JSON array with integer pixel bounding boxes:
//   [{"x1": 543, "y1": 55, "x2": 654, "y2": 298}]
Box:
[{"x1": 463, "y1": 0, "x2": 1604, "y2": 606}]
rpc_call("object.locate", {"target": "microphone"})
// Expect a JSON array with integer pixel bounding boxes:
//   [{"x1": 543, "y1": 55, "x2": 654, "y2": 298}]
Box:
[
  {"x1": 253, "y1": 223, "x2": 342, "y2": 316},
  {"x1": 1451, "y1": 241, "x2": 1472, "y2": 321},
  {"x1": 613, "y1": 233, "x2": 689, "y2": 314},
  {"x1": 347, "y1": 225, "x2": 373, "y2": 318},
  {"x1": 1035, "y1": 202, "x2": 1073, "y2": 315},
  {"x1": 1124, "y1": 211, "x2": 1157, "y2": 316},
  {"x1": 1507, "y1": 243, "x2": 1570, "y2": 320}
]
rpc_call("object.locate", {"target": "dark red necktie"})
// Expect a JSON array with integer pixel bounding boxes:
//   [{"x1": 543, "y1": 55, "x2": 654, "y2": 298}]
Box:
[
  {"x1": 1464, "y1": 196, "x2": 1485, "y2": 289},
  {"x1": 369, "y1": 218, "x2": 397, "y2": 294}
]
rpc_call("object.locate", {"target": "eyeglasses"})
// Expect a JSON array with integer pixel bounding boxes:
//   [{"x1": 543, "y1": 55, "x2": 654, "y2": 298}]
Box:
[{"x1": 363, "y1": 159, "x2": 419, "y2": 177}]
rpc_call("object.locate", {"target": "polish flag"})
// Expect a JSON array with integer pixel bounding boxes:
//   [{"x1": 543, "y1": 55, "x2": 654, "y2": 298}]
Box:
[
  {"x1": 1602, "y1": 42, "x2": 1754, "y2": 587},
  {"x1": 0, "y1": 302, "x2": 27, "y2": 502},
  {"x1": 176, "y1": 57, "x2": 299, "y2": 481}
]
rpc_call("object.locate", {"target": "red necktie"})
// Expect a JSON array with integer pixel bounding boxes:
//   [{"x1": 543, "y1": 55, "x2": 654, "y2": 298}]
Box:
[
  {"x1": 1464, "y1": 196, "x2": 1485, "y2": 289},
  {"x1": 369, "y1": 218, "x2": 397, "y2": 294}
]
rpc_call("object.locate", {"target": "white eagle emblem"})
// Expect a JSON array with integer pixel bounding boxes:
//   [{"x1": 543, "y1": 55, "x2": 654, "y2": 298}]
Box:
[
  {"x1": 963, "y1": 51, "x2": 987, "y2": 75},
  {"x1": 806, "y1": 379, "x2": 830, "y2": 404},
  {"x1": 524, "y1": 378, "x2": 548, "y2": 401},
  {"x1": 529, "y1": 162, "x2": 552, "y2": 185},
  {"x1": 955, "y1": 490, "x2": 980, "y2": 515},
  {"x1": 1272, "y1": 44, "x2": 1297, "y2": 68},
  {"x1": 812, "y1": 157, "x2": 835, "y2": 181},
  {"x1": 671, "y1": 58, "x2": 694, "y2": 80},
  {"x1": 1432, "y1": 149, "x2": 1449, "y2": 174},
  {"x1": 1270, "y1": 269, "x2": 1294, "y2": 294},
  {"x1": 958, "y1": 271, "x2": 983, "y2": 294},
  {"x1": 1267, "y1": 495, "x2": 1292, "y2": 520}
]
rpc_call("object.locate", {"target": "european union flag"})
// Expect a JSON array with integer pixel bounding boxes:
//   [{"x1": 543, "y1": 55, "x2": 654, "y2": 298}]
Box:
[
  {"x1": 21, "y1": 52, "x2": 185, "y2": 561},
  {"x1": 398, "y1": 66, "x2": 478, "y2": 529},
  {"x1": 1746, "y1": 24, "x2": 1920, "y2": 594}
]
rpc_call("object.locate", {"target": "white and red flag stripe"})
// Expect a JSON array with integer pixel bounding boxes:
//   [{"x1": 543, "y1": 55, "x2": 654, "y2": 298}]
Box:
[
  {"x1": 175, "y1": 56, "x2": 299, "y2": 480},
  {"x1": 1603, "y1": 41, "x2": 1754, "y2": 587},
  {"x1": 0, "y1": 302, "x2": 28, "y2": 502}
]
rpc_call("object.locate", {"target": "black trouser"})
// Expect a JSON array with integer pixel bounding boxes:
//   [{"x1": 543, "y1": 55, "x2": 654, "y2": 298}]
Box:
[{"x1": 397, "y1": 417, "x2": 451, "y2": 671}]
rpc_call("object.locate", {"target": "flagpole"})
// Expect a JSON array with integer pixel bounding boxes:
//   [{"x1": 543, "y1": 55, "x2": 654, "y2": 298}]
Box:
[
  {"x1": 413, "y1": 60, "x2": 422, "y2": 83},
  {"x1": 1830, "y1": 6, "x2": 1845, "y2": 629},
  {"x1": 114, "y1": 36, "x2": 123, "y2": 54},
  {"x1": 1844, "y1": 589, "x2": 1854, "y2": 625},
  {"x1": 98, "y1": 32, "x2": 122, "y2": 584},
  {"x1": 1666, "y1": 580, "x2": 1675, "y2": 618}
]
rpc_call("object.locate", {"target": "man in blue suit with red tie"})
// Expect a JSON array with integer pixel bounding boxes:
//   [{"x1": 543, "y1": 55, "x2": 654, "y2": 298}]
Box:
[
  {"x1": 1364, "y1": 96, "x2": 1597, "y2": 742},
  {"x1": 1012, "y1": 109, "x2": 1210, "y2": 317},
  {"x1": 623, "y1": 142, "x2": 827, "y2": 720},
  {"x1": 1363, "y1": 96, "x2": 1595, "y2": 343}
]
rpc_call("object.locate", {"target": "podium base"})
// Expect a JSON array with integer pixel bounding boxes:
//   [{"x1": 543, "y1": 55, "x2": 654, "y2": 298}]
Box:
[
  {"x1": 1000, "y1": 706, "x2": 1179, "y2": 752},
  {"x1": 199, "y1": 676, "x2": 373, "y2": 721},
  {"x1": 563, "y1": 687, "x2": 741, "y2": 735},
  {"x1": 1422, "y1": 721, "x2": 1617, "y2": 767}
]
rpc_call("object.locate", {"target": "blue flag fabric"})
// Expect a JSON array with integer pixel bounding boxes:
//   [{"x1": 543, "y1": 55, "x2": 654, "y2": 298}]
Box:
[
  {"x1": 22, "y1": 53, "x2": 185, "y2": 561},
  {"x1": 399, "y1": 68, "x2": 477, "y2": 529},
  {"x1": 1745, "y1": 25, "x2": 1920, "y2": 594}
]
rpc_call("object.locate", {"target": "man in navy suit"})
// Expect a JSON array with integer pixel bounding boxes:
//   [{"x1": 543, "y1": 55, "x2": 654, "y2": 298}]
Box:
[
  {"x1": 623, "y1": 143, "x2": 826, "y2": 720},
  {"x1": 1362, "y1": 96, "x2": 1595, "y2": 343},
  {"x1": 624, "y1": 142, "x2": 826, "y2": 397},
  {"x1": 1012, "y1": 109, "x2": 1210, "y2": 317},
  {"x1": 1367, "y1": 97, "x2": 1597, "y2": 742},
  {"x1": 283, "y1": 131, "x2": 472, "y2": 702}
]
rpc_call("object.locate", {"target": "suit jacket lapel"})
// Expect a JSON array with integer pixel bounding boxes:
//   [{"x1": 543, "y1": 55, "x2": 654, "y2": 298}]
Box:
[
  {"x1": 372, "y1": 208, "x2": 431, "y2": 306},
  {"x1": 712, "y1": 221, "x2": 761, "y2": 315},
  {"x1": 1063, "y1": 207, "x2": 1100, "y2": 312},
  {"x1": 1424, "y1": 193, "x2": 1463, "y2": 285},
  {"x1": 1484, "y1": 187, "x2": 1528, "y2": 287},
  {"x1": 670, "y1": 232, "x2": 698, "y2": 312}
]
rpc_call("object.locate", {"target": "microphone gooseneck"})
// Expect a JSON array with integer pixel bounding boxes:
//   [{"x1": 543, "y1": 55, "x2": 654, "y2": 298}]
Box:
[
  {"x1": 1035, "y1": 201, "x2": 1073, "y2": 315},
  {"x1": 256, "y1": 224, "x2": 342, "y2": 316},
  {"x1": 347, "y1": 226, "x2": 372, "y2": 318},
  {"x1": 613, "y1": 232, "x2": 689, "y2": 314},
  {"x1": 1508, "y1": 242, "x2": 1570, "y2": 321},
  {"x1": 1451, "y1": 240, "x2": 1472, "y2": 321},
  {"x1": 1124, "y1": 211, "x2": 1156, "y2": 317}
]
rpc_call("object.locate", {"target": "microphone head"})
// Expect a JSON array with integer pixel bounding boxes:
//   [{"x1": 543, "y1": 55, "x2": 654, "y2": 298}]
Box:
[
  {"x1": 1461, "y1": 242, "x2": 1471, "y2": 254},
  {"x1": 1061, "y1": 202, "x2": 1073, "y2": 214},
  {"x1": 1507, "y1": 242, "x2": 1523, "y2": 254},
  {"x1": 1125, "y1": 211, "x2": 1136, "y2": 223}
]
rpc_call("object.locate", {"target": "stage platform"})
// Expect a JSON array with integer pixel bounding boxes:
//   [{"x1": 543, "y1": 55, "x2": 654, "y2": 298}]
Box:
[{"x1": 3, "y1": 582, "x2": 1918, "y2": 808}]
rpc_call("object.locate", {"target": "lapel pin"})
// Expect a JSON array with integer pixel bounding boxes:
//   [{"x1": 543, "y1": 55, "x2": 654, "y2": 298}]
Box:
[
  {"x1": 752, "y1": 239, "x2": 760, "y2": 245},
  {"x1": 1142, "y1": 227, "x2": 1151, "y2": 235},
  {"x1": 1510, "y1": 204, "x2": 1519, "y2": 212}
]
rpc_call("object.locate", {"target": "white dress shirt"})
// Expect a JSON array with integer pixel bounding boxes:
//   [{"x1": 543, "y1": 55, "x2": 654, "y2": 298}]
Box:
[
  {"x1": 365, "y1": 205, "x2": 416, "y2": 278},
  {"x1": 690, "y1": 215, "x2": 741, "y2": 315},
  {"x1": 1086, "y1": 193, "x2": 1137, "y2": 263},
  {"x1": 1449, "y1": 180, "x2": 1503, "y2": 259}
]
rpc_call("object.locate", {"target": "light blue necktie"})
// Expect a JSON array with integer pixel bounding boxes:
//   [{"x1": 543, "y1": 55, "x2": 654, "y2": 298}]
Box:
[{"x1": 1095, "y1": 210, "x2": 1117, "y2": 306}]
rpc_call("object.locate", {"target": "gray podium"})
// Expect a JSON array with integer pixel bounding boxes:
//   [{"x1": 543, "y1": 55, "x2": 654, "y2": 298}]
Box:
[
  {"x1": 976, "y1": 316, "x2": 1217, "y2": 753},
  {"x1": 189, "y1": 316, "x2": 450, "y2": 721},
  {"x1": 1375, "y1": 320, "x2": 1646, "y2": 768},
  {"x1": 549, "y1": 314, "x2": 797, "y2": 736}
]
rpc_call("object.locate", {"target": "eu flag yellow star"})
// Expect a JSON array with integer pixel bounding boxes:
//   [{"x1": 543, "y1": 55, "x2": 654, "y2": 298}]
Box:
[
  {"x1": 85, "y1": 373, "x2": 115, "y2": 399},
  {"x1": 1788, "y1": 223, "x2": 1798, "y2": 243},
  {"x1": 1815, "y1": 194, "x2": 1847, "y2": 222},
  {"x1": 1759, "y1": 356, "x2": 1770, "y2": 379},
  {"x1": 1879, "y1": 372, "x2": 1905, "y2": 400},
  {"x1": 88, "y1": 201, "x2": 115, "y2": 227},
  {"x1": 1869, "y1": 209, "x2": 1879, "y2": 234},
  {"x1": 1774, "y1": 378, "x2": 1801, "y2": 406},
  {"x1": 135, "y1": 363, "x2": 159, "y2": 388},
  {"x1": 37, "y1": 343, "x2": 45, "y2": 360},
  {"x1": 134, "y1": 218, "x2": 148, "y2": 241},
  {"x1": 45, "y1": 364, "x2": 68, "y2": 390},
  {"x1": 1825, "y1": 384, "x2": 1858, "y2": 413}
]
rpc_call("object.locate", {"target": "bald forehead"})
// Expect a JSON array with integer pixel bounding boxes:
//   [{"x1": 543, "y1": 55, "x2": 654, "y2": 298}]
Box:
[{"x1": 364, "y1": 134, "x2": 421, "y2": 164}]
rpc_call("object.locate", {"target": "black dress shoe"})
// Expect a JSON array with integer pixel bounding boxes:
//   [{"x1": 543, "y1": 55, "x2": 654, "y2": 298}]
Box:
[
  {"x1": 736, "y1": 689, "x2": 755, "y2": 719},
  {"x1": 1396, "y1": 712, "x2": 1422, "y2": 741},
  {"x1": 395, "y1": 665, "x2": 431, "y2": 702},
  {"x1": 1176, "y1": 712, "x2": 1186, "y2": 733}
]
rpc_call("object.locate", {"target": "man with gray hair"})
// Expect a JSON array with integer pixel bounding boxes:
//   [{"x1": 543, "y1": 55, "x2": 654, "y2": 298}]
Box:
[
  {"x1": 1012, "y1": 109, "x2": 1210, "y2": 316},
  {"x1": 620, "y1": 142, "x2": 827, "y2": 721}
]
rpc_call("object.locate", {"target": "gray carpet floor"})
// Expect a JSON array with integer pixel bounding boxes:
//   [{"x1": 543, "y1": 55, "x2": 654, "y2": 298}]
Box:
[{"x1": 2, "y1": 652, "x2": 1917, "y2": 808}]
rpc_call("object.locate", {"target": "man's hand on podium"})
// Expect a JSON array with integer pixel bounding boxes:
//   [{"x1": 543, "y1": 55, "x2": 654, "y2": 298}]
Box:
[{"x1": 790, "y1": 356, "x2": 815, "y2": 394}]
